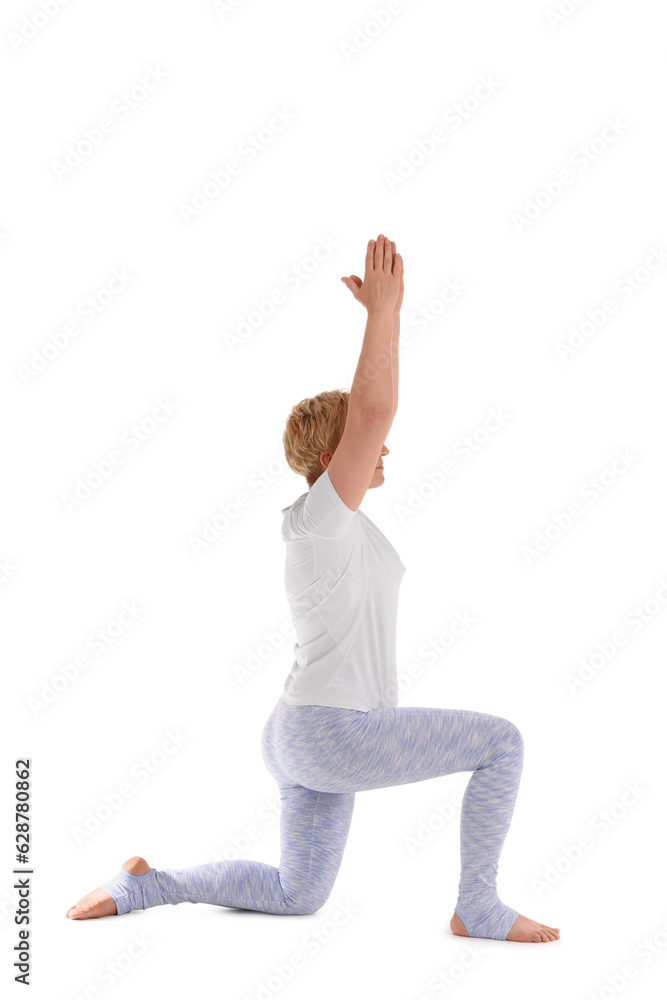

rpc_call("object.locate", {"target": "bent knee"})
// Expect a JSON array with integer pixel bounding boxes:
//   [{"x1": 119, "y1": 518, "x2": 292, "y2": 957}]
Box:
[
  {"x1": 283, "y1": 891, "x2": 329, "y2": 916},
  {"x1": 284, "y1": 899, "x2": 322, "y2": 916},
  {"x1": 499, "y1": 719, "x2": 523, "y2": 754}
]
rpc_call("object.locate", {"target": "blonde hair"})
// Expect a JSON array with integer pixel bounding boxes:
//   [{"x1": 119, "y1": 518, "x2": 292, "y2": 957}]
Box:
[{"x1": 283, "y1": 389, "x2": 350, "y2": 487}]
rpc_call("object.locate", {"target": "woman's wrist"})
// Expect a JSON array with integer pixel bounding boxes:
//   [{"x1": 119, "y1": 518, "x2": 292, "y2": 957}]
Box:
[{"x1": 366, "y1": 304, "x2": 396, "y2": 319}]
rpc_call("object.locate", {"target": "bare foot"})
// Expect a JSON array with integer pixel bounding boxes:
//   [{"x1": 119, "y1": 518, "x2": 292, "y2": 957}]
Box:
[
  {"x1": 65, "y1": 856, "x2": 151, "y2": 920},
  {"x1": 450, "y1": 911, "x2": 560, "y2": 942}
]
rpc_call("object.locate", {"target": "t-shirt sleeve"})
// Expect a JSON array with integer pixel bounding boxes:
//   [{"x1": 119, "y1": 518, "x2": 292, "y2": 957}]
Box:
[{"x1": 297, "y1": 468, "x2": 356, "y2": 539}]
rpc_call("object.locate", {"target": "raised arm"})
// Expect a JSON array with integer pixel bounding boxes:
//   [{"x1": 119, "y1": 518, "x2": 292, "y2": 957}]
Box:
[
  {"x1": 390, "y1": 239, "x2": 403, "y2": 420},
  {"x1": 326, "y1": 234, "x2": 403, "y2": 511}
]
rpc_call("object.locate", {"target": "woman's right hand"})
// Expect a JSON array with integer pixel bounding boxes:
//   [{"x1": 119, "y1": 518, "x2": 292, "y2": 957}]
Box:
[{"x1": 341, "y1": 234, "x2": 402, "y2": 314}]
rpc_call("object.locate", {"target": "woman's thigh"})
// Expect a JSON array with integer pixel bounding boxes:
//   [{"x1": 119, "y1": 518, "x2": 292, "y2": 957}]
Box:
[
  {"x1": 263, "y1": 699, "x2": 521, "y2": 794},
  {"x1": 315, "y1": 705, "x2": 521, "y2": 791}
]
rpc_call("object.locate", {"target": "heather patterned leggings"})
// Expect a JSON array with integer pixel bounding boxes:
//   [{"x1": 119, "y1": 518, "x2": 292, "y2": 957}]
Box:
[{"x1": 102, "y1": 696, "x2": 524, "y2": 941}]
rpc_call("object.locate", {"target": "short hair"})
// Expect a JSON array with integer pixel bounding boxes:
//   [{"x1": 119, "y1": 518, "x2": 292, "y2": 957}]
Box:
[{"x1": 283, "y1": 389, "x2": 349, "y2": 487}]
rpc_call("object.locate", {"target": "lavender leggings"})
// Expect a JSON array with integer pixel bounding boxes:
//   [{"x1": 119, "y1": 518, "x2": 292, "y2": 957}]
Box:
[{"x1": 101, "y1": 697, "x2": 524, "y2": 940}]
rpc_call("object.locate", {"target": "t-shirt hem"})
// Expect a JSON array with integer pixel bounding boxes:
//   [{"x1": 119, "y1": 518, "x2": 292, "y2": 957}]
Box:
[{"x1": 279, "y1": 693, "x2": 371, "y2": 712}]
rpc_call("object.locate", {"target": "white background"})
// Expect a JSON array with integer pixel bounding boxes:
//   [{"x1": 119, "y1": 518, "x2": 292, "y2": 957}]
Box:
[{"x1": 2, "y1": 0, "x2": 666, "y2": 997}]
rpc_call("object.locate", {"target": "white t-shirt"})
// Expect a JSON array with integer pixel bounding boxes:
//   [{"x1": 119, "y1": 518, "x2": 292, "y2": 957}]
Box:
[{"x1": 279, "y1": 467, "x2": 406, "y2": 712}]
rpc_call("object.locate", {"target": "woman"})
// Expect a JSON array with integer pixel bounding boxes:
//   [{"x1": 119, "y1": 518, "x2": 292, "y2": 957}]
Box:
[{"x1": 66, "y1": 235, "x2": 559, "y2": 943}]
